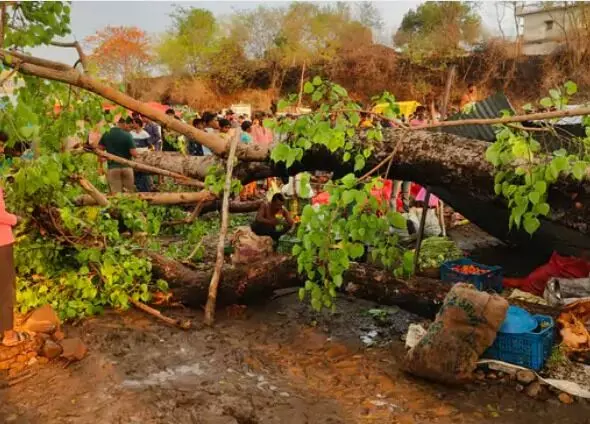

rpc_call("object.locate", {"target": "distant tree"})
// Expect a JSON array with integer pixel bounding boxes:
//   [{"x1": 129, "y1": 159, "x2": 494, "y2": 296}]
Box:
[
  {"x1": 156, "y1": 7, "x2": 219, "y2": 75},
  {"x1": 355, "y1": 2, "x2": 384, "y2": 34},
  {"x1": 85, "y1": 26, "x2": 153, "y2": 87},
  {"x1": 394, "y1": 2, "x2": 482, "y2": 61}
]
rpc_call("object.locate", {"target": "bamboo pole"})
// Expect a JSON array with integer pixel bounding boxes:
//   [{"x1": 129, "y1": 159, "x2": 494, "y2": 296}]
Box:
[{"x1": 204, "y1": 132, "x2": 240, "y2": 326}]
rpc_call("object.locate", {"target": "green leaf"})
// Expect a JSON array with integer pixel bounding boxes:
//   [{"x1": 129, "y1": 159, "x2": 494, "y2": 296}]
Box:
[
  {"x1": 572, "y1": 161, "x2": 587, "y2": 181},
  {"x1": 333, "y1": 274, "x2": 343, "y2": 287},
  {"x1": 564, "y1": 80, "x2": 578, "y2": 95},
  {"x1": 343, "y1": 152, "x2": 351, "y2": 162},
  {"x1": 522, "y1": 103, "x2": 533, "y2": 112},
  {"x1": 523, "y1": 215, "x2": 541, "y2": 235},
  {"x1": 348, "y1": 243, "x2": 365, "y2": 259},
  {"x1": 277, "y1": 99, "x2": 289, "y2": 111},
  {"x1": 540, "y1": 97, "x2": 553, "y2": 108},
  {"x1": 292, "y1": 244, "x2": 301, "y2": 255},
  {"x1": 551, "y1": 156, "x2": 569, "y2": 175},
  {"x1": 528, "y1": 191, "x2": 540, "y2": 205},
  {"x1": 312, "y1": 90, "x2": 323, "y2": 102},
  {"x1": 549, "y1": 88, "x2": 561, "y2": 100},
  {"x1": 304, "y1": 81, "x2": 314, "y2": 94},
  {"x1": 312, "y1": 76, "x2": 322, "y2": 86},
  {"x1": 553, "y1": 148, "x2": 567, "y2": 157},
  {"x1": 332, "y1": 85, "x2": 348, "y2": 97},
  {"x1": 494, "y1": 184, "x2": 502, "y2": 195},
  {"x1": 298, "y1": 288, "x2": 306, "y2": 301},
  {"x1": 341, "y1": 173, "x2": 356, "y2": 188},
  {"x1": 342, "y1": 190, "x2": 355, "y2": 205},
  {"x1": 354, "y1": 155, "x2": 365, "y2": 171},
  {"x1": 534, "y1": 181, "x2": 547, "y2": 195},
  {"x1": 534, "y1": 202, "x2": 550, "y2": 216},
  {"x1": 391, "y1": 212, "x2": 407, "y2": 229}
]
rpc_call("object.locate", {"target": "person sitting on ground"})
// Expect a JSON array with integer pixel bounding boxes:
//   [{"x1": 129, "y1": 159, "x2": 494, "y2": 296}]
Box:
[
  {"x1": 98, "y1": 117, "x2": 137, "y2": 193},
  {"x1": 251, "y1": 193, "x2": 294, "y2": 245}
]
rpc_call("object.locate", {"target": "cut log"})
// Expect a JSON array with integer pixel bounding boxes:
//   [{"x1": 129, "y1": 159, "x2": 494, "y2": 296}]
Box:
[
  {"x1": 76, "y1": 191, "x2": 215, "y2": 206},
  {"x1": 149, "y1": 253, "x2": 557, "y2": 319}
]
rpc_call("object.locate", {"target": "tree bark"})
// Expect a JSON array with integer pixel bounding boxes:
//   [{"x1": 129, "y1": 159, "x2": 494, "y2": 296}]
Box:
[
  {"x1": 76, "y1": 191, "x2": 215, "y2": 206},
  {"x1": 136, "y1": 129, "x2": 590, "y2": 256},
  {"x1": 149, "y1": 253, "x2": 557, "y2": 319}
]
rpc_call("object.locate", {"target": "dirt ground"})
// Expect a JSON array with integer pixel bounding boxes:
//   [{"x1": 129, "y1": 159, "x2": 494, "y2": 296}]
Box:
[{"x1": 1, "y1": 291, "x2": 589, "y2": 424}]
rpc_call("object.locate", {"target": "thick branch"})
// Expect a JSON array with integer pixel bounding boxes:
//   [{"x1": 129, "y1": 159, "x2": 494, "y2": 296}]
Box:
[
  {"x1": 88, "y1": 147, "x2": 204, "y2": 188},
  {"x1": 0, "y1": 49, "x2": 233, "y2": 157},
  {"x1": 49, "y1": 40, "x2": 88, "y2": 70},
  {"x1": 76, "y1": 191, "x2": 215, "y2": 206}
]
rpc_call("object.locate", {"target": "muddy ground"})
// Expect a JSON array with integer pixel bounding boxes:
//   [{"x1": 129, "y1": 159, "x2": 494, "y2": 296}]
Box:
[{"x1": 1, "y1": 291, "x2": 589, "y2": 424}]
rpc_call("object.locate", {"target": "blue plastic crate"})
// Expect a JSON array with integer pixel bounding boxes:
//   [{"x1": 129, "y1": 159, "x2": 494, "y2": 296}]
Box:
[
  {"x1": 440, "y1": 258, "x2": 503, "y2": 292},
  {"x1": 483, "y1": 315, "x2": 554, "y2": 371}
]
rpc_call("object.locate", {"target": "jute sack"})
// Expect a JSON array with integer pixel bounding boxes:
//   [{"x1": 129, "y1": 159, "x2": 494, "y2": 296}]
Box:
[{"x1": 405, "y1": 283, "x2": 508, "y2": 384}]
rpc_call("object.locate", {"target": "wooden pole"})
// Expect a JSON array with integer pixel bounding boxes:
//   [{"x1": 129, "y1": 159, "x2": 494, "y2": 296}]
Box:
[{"x1": 204, "y1": 131, "x2": 240, "y2": 326}]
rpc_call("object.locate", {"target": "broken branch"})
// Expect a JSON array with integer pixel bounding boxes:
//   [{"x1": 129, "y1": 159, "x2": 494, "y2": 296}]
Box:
[
  {"x1": 87, "y1": 147, "x2": 205, "y2": 188},
  {"x1": 204, "y1": 132, "x2": 240, "y2": 326},
  {"x1": 130, "y1": 298, "x2": 191, "y2": 330}
]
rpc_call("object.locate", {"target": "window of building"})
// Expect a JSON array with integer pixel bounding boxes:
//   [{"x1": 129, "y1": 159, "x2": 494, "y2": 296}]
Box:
[{"x1": 545, "y1": 20, "x2": 554, "y2": 31}]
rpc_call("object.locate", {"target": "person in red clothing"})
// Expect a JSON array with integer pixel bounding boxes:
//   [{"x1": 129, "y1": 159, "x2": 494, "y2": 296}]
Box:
[{"x1": 0, "y1": 188, "x2": 29, "y2": 346}]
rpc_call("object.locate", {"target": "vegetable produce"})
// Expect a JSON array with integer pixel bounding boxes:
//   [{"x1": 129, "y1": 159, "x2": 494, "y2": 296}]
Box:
[
  {"x1": 418, "y1": 237, "x2": 463, "y2": 270},
  {"x1": 451, "y1": 264, "x2": 488, "y2": 275}
]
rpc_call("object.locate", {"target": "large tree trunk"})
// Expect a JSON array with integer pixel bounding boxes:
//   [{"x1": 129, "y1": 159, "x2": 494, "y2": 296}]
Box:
[
  {"x1": 136, "y1": 130, "x2": 590, "y2": 257},
  {"x1": 149, "y1": 253, "x2": 557, "y2": 319}
]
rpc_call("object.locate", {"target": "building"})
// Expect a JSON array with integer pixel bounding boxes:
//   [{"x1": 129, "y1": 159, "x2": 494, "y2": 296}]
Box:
[{"x1": 516, "y1": 3, "x2": 585, "y2": 55}]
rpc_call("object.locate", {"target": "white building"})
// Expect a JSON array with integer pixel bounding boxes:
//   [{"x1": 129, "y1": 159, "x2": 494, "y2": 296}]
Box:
[{"x1": 516, "y1": 4, "x2": 585, "y2": 55}]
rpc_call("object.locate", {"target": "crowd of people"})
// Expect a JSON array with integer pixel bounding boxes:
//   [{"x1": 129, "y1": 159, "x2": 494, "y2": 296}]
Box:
[{"x1": 96, "y1": 109, "x2": 278, "y2": 195}]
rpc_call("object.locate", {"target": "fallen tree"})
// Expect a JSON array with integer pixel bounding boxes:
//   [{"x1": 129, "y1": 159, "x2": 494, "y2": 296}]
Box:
[
  {"x1": 135, "y1": 130, "x2": 590, "y2": 256},
  {"x1": 149, "y1": 253, "x2": 557, "y2": 319}
]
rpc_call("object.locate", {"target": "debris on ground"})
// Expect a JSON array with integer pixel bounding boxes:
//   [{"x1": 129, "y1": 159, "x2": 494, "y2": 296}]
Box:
[{"x1": 557, "y1": 299, "x2": 590, "y2": 363}]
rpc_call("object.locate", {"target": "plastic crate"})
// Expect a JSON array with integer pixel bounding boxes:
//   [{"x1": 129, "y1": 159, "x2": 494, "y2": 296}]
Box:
[
  {"x1": 440, "y1": 258, "x2": 503, "y2": 292},
  {"x1": 483, "y1": 315, "x2": 554, "y2": 371}
]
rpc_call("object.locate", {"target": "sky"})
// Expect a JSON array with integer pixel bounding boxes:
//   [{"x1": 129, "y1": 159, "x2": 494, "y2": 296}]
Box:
[{"x1": 31, "y1": 1, "x2": 519, "y2": 64}]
